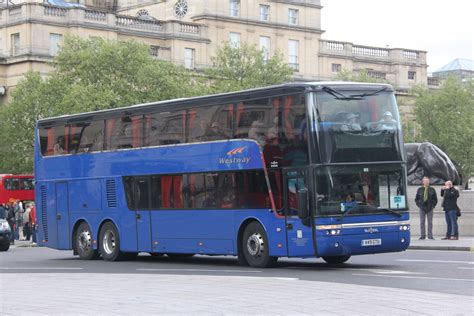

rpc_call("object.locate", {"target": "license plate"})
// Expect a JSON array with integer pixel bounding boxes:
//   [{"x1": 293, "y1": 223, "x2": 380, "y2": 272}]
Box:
[{"x1": 361, "y1": 238, "x2": 382, "y2": 246}]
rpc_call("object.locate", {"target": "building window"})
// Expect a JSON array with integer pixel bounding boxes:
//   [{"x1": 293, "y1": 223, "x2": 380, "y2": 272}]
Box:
[
  {"x1": 408, "y1": 71, "x2": 416, "y2": 80},
  {"x1": 150, "y1": 45, "x2": 160, "y2": 57},
  {"x1": 366, "y1": 70, "x2": 386, "y2": 80},
  {"x1": 259, "y1": 5, "x2": 269, "y2": 21},
  {"x1": 288, "y1": 40, "x2": 299, "y2": 72},
  {"x1": 11, "y1": 33, "x2": 20, "y2": 56},
  {"x1": 230, "y1": 0, "x2": 240, "y2": 17},
  {"x1": 184, "y1": 48, "x2": 195, "y2": 69},
  {"x1": 229, "y1": 32, "x2": 241, "y2": 48},
  {"x1": 331, "y1": 63, "x2": 341, "y2": 73},
  {"x1": 288, "y1": 9, "x2": 298, "y2": 25},
  {"x1": 49, "y1": 33, "x2": 63, "y2": 56},
  {"x1": 259, "y1": 36, "x2": 270, "y2": 61}
]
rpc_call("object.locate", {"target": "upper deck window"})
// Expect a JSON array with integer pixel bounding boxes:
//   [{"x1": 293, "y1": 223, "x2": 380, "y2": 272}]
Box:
[{"x1": 38, "y1": 92, "x2": 308, "y2": 161}]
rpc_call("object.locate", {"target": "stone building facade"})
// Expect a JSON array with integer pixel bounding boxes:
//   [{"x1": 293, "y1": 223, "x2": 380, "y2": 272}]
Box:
[{"x1": 0, "y1": 0, "x2": 428, "y2": 102}]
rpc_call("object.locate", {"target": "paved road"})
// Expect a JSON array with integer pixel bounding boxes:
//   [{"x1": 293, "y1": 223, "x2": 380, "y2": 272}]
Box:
[{"x1": 0, "y1": 247, "x2": 473, "y2": 315}]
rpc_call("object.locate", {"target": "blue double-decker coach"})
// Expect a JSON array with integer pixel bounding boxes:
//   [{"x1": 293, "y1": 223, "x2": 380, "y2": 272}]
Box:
[{"x1": 34, "y1": 82, "x2": 410, "y2": 267}]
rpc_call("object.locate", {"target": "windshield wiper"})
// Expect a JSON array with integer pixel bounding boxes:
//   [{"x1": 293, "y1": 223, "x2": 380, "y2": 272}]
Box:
[
  {"x1": 348, "y1": 86, "x2": 388, "y2": 98},
  {"x1": 337, "y1": 205, "x2": 402, "y2": 221},
  {"x1": 321, "y1": 86, "x2": 361, "y2": 101},
  {"x1": 337, "y1": 204, "x2": 361, "y2": 221},
  {"x1": 378, "y1": 208, "x2": 402, "y2": 217}
]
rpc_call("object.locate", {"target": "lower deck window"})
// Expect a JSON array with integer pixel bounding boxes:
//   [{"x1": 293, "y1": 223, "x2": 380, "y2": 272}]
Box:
[{"x1": 123, "y1": 170, "x2": 271, "y2": 210}]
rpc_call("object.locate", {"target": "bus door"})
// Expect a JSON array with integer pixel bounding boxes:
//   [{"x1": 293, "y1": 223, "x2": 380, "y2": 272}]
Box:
[
  {"x1": 283, "y1": 168, "x2": 314, "y2": 257},
  {"x1": 133, "y1": 177, "x2": 152, "y2": 252},
  {"x1": 55, "y1": 182, "x2": 70, "y2": 249}
]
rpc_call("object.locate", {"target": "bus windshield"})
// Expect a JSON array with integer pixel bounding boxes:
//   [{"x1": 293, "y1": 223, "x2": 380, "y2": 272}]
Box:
[
  {"x1": 312, "y1": 90, "x2": 403, "y2": 163},
  {"x1": 315, "y1": 164, "x2": 407, "y2": 216}
]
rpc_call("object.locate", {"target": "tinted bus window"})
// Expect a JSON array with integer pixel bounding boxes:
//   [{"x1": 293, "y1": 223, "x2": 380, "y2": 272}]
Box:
[
  {"x1": 188, "y1": 105, "x2": 231, "y2": 142},
  {"x1": 68, "y1": 120, "x2": 105, "y2": 153},
  {"x1": 263, "y1": 94, "x2": 308, "y2": 169},
  {"x1": 40, "y1": 126, "x2": 67, "y2": 156},
  {"x1": 106, "y1": 116, "x2": 143, "y2": 150},
  {"x1": 135, "y1": 177, "x2": 150, "y2": 210},
  {"x1": 144, "y1": 111, "x2": 185, "y2": 146},
  {"x1": 124, "y1": 170, "x2": 271, "y2": 210},
  {"x1": 4, "y1": 178, "x2": 20, "y2": 190}
]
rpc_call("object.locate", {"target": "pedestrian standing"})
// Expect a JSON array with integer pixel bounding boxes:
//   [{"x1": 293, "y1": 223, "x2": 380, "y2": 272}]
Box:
[
  {"x1": 29, "y1": 204, "x2": 37, "y2": 244},
  {"x1": 0, "y1": 204, "x2": 5, "y2": 219},
  {"x1": 414, "y1": 177, "x2": 438, "y2": 240},
  {"x1": 6, "y1": 204, "x2": 15, "y2": 245},
  {"x1": 441, "y1": 181, "x2": 460, "y2": 240},
  {"x1": 23, "y1": 204, "x2": 32, "y2": 241}
]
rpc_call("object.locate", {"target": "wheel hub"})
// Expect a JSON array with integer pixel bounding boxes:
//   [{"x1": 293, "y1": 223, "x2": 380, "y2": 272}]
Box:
[
  {"x1": 247, "y1": 233, "x2": 264, "y2": 256},
  {"x1": 103, "y1": 231, "x2": 116, "y2": 255},
  {"x1": 77, "y1": 230, "x2": 91, "y2": 252}
]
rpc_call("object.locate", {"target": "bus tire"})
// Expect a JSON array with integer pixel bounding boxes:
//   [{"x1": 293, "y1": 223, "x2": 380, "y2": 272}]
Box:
[
  {"x1": 167, "y1": 253, "x2": 195, "y2": 259},
  {"x1": 99, "y1": 222, "x2": 125, "y2": 261},
  {"x1": 242, "y1": 221, "x2": 277, "y2": 268},
  {"x1": 74, "y1": 222, "x2": 98, "y2": 260},
  {"x1": 322, "y1": 255, "x2": 351, "y2": 264},
  {"x1": 0, "y1": 243, "x2": 9, "y2": 252}
]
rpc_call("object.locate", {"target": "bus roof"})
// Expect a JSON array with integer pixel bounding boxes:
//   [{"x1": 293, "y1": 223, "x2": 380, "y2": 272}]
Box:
[
  {"x1": 37, "y1": 82, "x2": 393, "y2": 127},
  {"x1": 0, "y1": 174, "x2": 34, "y2": 180}
]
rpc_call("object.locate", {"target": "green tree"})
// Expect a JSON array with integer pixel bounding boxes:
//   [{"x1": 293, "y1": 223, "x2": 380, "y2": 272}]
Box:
[
  {"x1": 0, "y1": 36, "x2": 200, "y2": 173},
  {"x1": 205, "y1": 43, "x2": 293, "y2": 93},
  {"x1": 413, "y1": 76, "x2": 474, "y2": 185}
]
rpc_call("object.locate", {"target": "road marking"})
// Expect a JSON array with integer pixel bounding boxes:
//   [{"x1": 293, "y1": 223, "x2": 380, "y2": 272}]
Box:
[
  {"x1": 397, "y1": 259, "x2": 474, "y2": 264},
  {"x1": 352, "y1": 273, "x2": 474, "y2": 282},
  {"x1": 345, "y1": 268, "x2": 426, "y2": 275},
  {"x1": 137, "y1": 268, "x2": 262, "y2": 273},
  {"x1": 0, "y1": 267, "x2": 83, "y2": 270},
  {"x1": 458, "y1": 267, "x2": 474, "y2": 270}
]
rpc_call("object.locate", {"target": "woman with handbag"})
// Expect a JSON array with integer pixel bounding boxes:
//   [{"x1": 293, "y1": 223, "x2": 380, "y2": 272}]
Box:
[{"x1": 440, "y1": 181, "x2": 460, "y2": 240}]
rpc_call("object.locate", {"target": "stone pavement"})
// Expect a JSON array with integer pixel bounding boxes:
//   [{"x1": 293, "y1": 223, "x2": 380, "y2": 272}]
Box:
[
  {"x1": 0, "y1": 273, "x2": 472, "y2": 315},
  {"x1": 409, "y1": 236, "x2": 474, "y2": 252}
]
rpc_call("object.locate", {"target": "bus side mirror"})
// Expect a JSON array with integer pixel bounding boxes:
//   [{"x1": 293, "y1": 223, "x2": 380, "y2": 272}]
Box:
[{"x1": 297, "y1": 189, "x2": 309, "y2": 219}]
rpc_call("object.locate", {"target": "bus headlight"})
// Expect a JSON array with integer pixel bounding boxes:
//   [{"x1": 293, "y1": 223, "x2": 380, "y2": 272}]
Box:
[
  {"x1": 399, "y1": 225, "x2": 410, "y2": 231},
  {"x1": 326, "y1": 229, "x2": 341, "y2": 236}
]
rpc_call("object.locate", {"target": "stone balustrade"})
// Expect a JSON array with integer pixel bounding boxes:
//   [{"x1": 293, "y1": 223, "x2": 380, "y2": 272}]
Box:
[
  {"x1": 319, "y1": 39, "x2": 427, "y2": 65},
  {"x1": 0, "y1": 3, "x2": 207, "y2": 46}
]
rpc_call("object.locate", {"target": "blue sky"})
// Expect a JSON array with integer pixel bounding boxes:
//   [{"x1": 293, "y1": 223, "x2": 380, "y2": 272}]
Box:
[{"x1": 321, "y1": 0, "x2": 473, "y2": 72}]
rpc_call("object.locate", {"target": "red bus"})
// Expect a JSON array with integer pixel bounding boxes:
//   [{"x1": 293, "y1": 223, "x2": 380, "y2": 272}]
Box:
[{"x1": 0, "y1": 175, "x2": 35, "y2": 204}]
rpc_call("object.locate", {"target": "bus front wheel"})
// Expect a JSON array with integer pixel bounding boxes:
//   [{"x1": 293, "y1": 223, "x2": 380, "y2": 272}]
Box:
[
  {"x1": 99, "y1": 222, "x2": 124, "y2": 261},
  {"x1": 74, "y1": 222, "x2": 98, "y2": 260},
  {"x1": 242, "y1": 222, "x2": 277, "y2": 268},
  {"x1": 322, "y1": 255, "x2": 351, "y2": 264}
]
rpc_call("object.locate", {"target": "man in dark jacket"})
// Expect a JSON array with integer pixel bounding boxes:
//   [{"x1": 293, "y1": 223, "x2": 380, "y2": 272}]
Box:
[
  {"x1": 415, "y1": 177, "x2": 438, "y2": 240},
  {"x1": 440, "y1": 181, "x2": 460, "y2": 240}
]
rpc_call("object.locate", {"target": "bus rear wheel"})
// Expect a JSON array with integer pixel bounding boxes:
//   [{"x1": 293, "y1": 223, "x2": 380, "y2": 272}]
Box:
[
  {"x1": 99, "y1": 222, "x2": 125, "y2": 261},
  {"x1": 242, "y1": 222, "x2": 277, "y2": 268},
  {"x1": 74, "y1": 222, "x2": 98, "y2": 260},
  {"x1": 322, "y1": 255, "x2": 351, "y2": 264}
]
